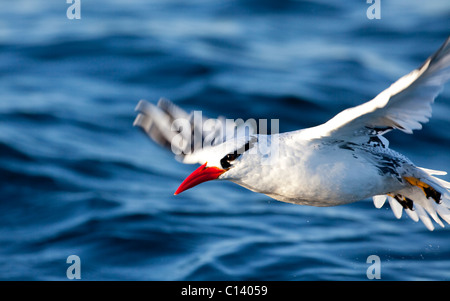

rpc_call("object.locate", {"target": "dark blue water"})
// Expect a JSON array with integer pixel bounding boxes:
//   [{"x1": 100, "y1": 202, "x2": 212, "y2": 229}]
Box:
[{"x1": 1, "y1": 0, "x2": 450, "y2": 280}]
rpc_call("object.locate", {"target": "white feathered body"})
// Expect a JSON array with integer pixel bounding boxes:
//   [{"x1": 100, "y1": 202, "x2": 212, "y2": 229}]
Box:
[
  {"x1": 134, "y1": 36, "x2": 450, "y2": 230},
  {"x1": 224, "y1": 132, "x2": 406, "y2": 206}
]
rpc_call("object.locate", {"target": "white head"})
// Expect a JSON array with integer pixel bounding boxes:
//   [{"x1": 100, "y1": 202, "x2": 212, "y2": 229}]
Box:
[{"x1": 174, "y1": 135, "x2": 259, "y2": 195}]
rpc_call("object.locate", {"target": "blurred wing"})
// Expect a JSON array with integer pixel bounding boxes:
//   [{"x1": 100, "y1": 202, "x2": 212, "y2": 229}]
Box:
[
  {"x1": 315, "y1": 36, "x2": 450, "y2": 139},
  {"x1": 134, "y1": 98, "x2": 256, "y2": 164}
]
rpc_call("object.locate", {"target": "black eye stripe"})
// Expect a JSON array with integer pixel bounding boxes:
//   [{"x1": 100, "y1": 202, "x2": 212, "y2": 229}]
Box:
[
  {"x1": 227, "y1": 153, "x2": 238, "y2": 160},
  {"x1": 220, "y1": 153, "x2": 240, "y2": 169},
  {"x1": 237, "y1": 140, "x2": 252, "y2": 154},
  {"x1": 220, "y1": 159, "x2": 231, "y2": 169},
  {"x1": 219, "y1": 137, "x2": 257, "y2": 169}
]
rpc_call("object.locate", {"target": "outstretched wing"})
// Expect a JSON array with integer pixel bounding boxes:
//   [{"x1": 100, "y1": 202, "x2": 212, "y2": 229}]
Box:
[
  {"x1": 312, "y1": 36, "x2": 450, "y2": 140},
  {"x1": 134, "y1": 98, "x2": 256, "y2": 164}
]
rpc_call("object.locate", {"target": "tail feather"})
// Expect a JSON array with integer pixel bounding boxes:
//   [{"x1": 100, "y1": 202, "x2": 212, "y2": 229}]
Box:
[
  {"x1": 435, "y1": 204, "x2": 450, "y2": 224},
  {"x1": 414, "y1": 204, "x2": 435, "y2": 231},
  {"x1": 387, "y1": 195, "x2": 403, "y2": 219},
  {"x1": 405, "y1": 207, "x2": 419, "y2": 222},
  {"x1": 373, "y1": 167, "x2": 450, "y2": 231}
]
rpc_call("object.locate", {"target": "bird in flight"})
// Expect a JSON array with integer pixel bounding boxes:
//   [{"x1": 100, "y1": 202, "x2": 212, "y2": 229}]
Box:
[{"x1": 134, "y1": 37, "x2": 450, "y2": 231}]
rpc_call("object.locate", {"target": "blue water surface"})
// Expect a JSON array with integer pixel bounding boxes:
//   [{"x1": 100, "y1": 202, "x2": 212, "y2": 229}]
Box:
[{"x1": 1, "y1": 0, "x2": 450, "y2": 280}]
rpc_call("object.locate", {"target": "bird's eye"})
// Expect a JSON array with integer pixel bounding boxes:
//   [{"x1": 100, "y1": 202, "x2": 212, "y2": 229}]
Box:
[
  {"x1": 219, "y1": 139, "x2": 256, "y2": 169},
  {"x1": 220, "y1": 152, "x2": 240, "y2": 169},
  {"x1": 226, "y1": 154, "x2": 237, "y2": 161}
]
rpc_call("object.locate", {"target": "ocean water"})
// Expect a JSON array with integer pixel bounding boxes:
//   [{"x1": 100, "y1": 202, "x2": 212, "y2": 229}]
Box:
[{"x1": 1, "y1": 0, "x2": 450, "y2": 281}]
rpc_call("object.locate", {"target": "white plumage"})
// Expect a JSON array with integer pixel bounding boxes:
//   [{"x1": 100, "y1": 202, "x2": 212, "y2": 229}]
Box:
[{"x1": 134, "y1": 37, "x2": 450, "y2": 231}]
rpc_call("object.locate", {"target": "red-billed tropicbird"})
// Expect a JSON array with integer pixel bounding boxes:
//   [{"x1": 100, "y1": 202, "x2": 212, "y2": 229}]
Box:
[{"x1": 134, "y1": 37, "x2": 450, "y2": 231}]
